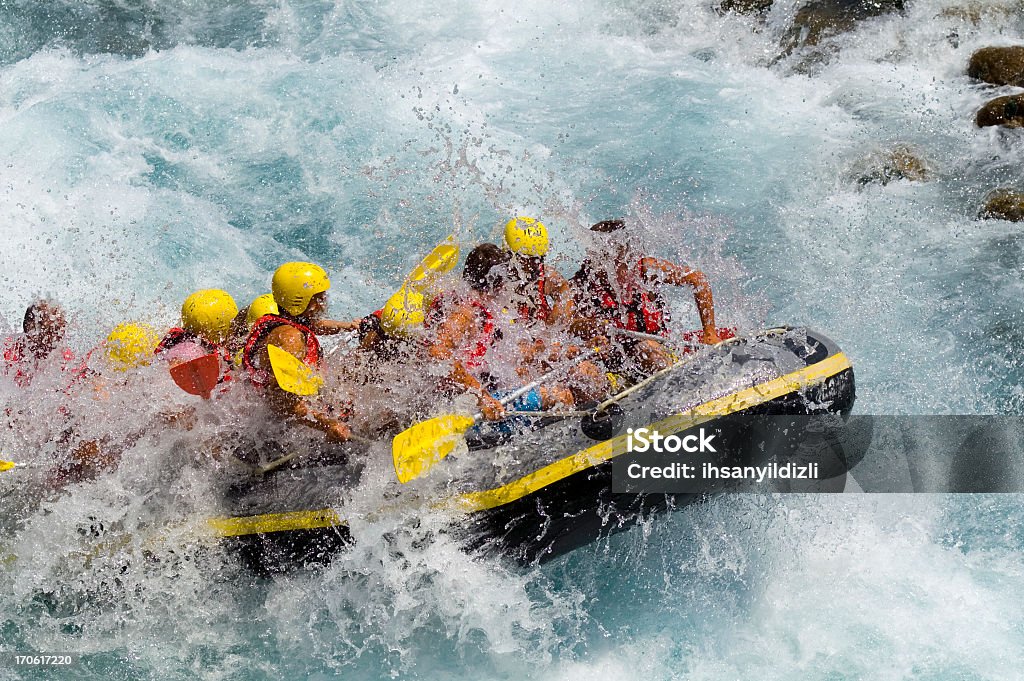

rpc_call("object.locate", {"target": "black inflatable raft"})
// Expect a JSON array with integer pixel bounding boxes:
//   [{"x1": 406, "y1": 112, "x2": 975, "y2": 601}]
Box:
[{"x1": 208, "y1": 327, "x2": 860, "y2": 572}]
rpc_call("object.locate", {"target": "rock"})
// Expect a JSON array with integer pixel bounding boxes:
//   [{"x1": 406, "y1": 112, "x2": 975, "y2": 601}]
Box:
[
  {"x1": 980, "y1": 189, "x2": 1024, "y2": 221},
  {"x1": 718, "y1": 0, "x2": 774, "y2": 14},
  {"x1": 975, "y1": 94, "x2": 1024, "y2": 128},
  {"x1": 968, "y1": 46, "x2": 1024, "y2": 87},
  {"x1": 853, "y1": 146, "x2": 931, "y2": 186},
  {"x1": 940, "y1": 1, "x2": 1024, "y2": 25},
  {"x1": 780, "y1": 0, "x2": 905, "y2": 56}
]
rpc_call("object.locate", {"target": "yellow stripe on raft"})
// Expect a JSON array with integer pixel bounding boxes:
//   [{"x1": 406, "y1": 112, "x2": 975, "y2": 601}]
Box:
[
  {"x1": 452, "y1": 352, "x2": 852, "y2": 513},
  {"x1": 205, "y1": 352, "x2": 851, "y2": 537},
  {"x1": 207, "y1": 508, "x2": 346, "y2": 538}
]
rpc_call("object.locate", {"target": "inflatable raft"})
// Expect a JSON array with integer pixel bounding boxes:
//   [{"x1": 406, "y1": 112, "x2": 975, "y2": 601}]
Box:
[{"x1": 209, "y1": 327, "x2": 860, "y2": 572}]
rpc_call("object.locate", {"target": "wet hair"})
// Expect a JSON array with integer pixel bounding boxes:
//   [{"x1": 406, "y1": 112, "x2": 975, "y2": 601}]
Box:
[
  {"x1": 357, "y1": 312, "x2": 383, "y2": 343},
  {"x1": 23, "y1": 300, "x2": 65, "y2": 334},
  {"x1": 23, "y1": 302, "x2": 43, "y2": 332},
  {"x1": 463, "y1": 243, "x2": 510, "y2": 293},
  {"x1": 590, "y1": 218, "x2": 626, "y2": 233}
]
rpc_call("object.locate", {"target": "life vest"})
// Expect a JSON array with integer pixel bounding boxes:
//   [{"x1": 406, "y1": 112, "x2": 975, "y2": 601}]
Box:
[
  {"x1": 2, "y1": 338, "x2": 83, "y2": 389},
  {"x1": 156, "y1": 328, "x2": 217, "y2": 355},
  {"x1": 241, "y1": 315, "x2": 322, "y2": 387},
  {"x1": 679, "y1": 327, "x2": 737, "y2": 351},
  {"x1": 427, "y1": 292, "x2": 496, "y2": 369},
  {"x1": 588, "y1": 260, "x2": 668, "y2": 335},
  {"x1": 2, "y1": 338, "x2": 31, "y2": 388},
  {"x1": 156, "y1": 327, "x2": 234, "y2": 383},
  {"x1": 61, "y1": 347, "x2": 93, "y2": 393},
  {"x1": 462, "y1": 299, "x2": 496, "y2": 368},
  {"x1": 516, "y1": 269, "x2": 552, "y2": 323}
]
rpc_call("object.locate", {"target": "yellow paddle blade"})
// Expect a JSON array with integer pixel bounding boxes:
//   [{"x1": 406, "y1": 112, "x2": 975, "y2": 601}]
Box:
[
  {"x1": 267, "y1": 344, "x2": 324, "y2": 396},
  {"x1": 392, "y1": 413, "x2": 477, "y2": 483},
  {"x1": 406, "y1": 238, "x2": 459, "y2": 290},
  {"x1": 0, "y1": 460, "x2": 15, "y2": 472}
]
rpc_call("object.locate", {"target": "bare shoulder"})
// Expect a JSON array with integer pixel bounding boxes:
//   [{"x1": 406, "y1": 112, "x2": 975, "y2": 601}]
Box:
[
  {"x1": 265, "y1": 324, "x2": 306, "y2": 355},
  {"x1": 543, "y1": 265, "x2": 570, "y2": 290}
]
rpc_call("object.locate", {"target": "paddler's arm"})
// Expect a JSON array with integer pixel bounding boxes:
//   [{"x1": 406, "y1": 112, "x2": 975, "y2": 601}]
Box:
[
  {"x1": 310, "y1": 319, "x2": 362, "y2": 335},
  {"x1": 639, "y1": 257, "x2": 721, "y2": 345},
  {"x1": 264, "y1": 325, "x2": 308, "y2": 361},
  {"x1": 543, "y1": 268, "x2": 575, "y2": 325},
  {"x1": 568, "y1": 314, "x2": 606, "y2": 342},
  {"x1": 291, "y1": 400, "x2": 351, "y2": 443},
  {"x1": 269, "y1": 389, "x2": 351, "y2": 443},
  {"x1": 448, "y1": 360, "x2": 505, "y2": 421},
  {"x1": 425, "y1": 304, "x2": 504, "y2": 420},
  {"x1": 426, "y1": 304, "x2": 476, "y2": 361},
  {"x1": 263, "y1": 326, "x2": 351, "y2": 442}
]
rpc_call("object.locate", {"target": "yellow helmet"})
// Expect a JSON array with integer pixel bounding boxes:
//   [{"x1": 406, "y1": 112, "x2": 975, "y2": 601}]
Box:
[
  {"x1": 379, "y1": 287, "x2": 425, "y2": 338},
  {"x1": 181, "y1": 289, "x2": 238, "y2": 344},
  {"x1": 272, "y1": 262, "x2": 331, "y2": 316},
  {"x1": 504, "y1": 216, "x2": 549, "y2": 257},
  {"x1": 104, "y1": 322, "x2": 160, "y2": 372},
  {"x1": 245, "y1": 293, "x2": 279, "y2": 326}
]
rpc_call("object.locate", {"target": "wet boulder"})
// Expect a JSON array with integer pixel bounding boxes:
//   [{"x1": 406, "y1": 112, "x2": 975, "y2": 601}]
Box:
[
  {"x1": 780, "y1": 0, "x2": 906, "y2": 56},
  {"x1": 718, "y1": 0, "x2": 774, "y2": 14},
  {"x1": 852, "y1": 146, "x2": 931, "y2": 187},
  {"x1": 968, "y1": 46, "x2": 1024, "y2": 87},
  {"x1": 980, "y1": 189, "x2": 1024, "y2": 222},
  {"x1": 940, "y1": 1, "x2": 1024, "y2": 26},
  {"x1": 975, "y1": 94, "x2": 1024, "y2": 127}
]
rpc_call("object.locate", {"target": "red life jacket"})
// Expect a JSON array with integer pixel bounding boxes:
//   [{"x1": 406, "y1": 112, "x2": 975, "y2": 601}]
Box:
[
  {"x1": 589, "y1": 260, "x2": 668, "y2": 335},
  {"x1": 427, "y1": 292, "x2": 496, "y2": 368},
  {"x1": 156, "y1": 327, "x2": 234, "y2": 383},
  {"x1": 61, "y1": 347, "x2": 93, "y2": 393},
  {"x1": 679, "y1": 327, "x2": 737, "y2": 351},
  {"x1": 3, "y1": 339, "x2": 83, "y2": 388},
  {"x1": 516, "y1": 269, "x2": 552, "y2": 323},
  {"x1": 242, "y1": 315, "x2": 322, "y2": 387},
  {"x1": 2, "y1": 338, "x2": 30, "y2": 388},
  {"x1": 462, "y1": 299, "x2": 495, "y2": 368}
]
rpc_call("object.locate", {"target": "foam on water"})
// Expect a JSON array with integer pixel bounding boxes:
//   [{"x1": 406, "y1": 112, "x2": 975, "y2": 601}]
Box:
[{"x1": 2, "y1": 0, "x2": 1024, "y2": 678}]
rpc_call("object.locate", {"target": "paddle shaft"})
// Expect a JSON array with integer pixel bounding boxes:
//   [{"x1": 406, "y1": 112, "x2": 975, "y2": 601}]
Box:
[
  {"x1": 0, "y1": 460, "x2": 43, "y2": 472},
  {"x1": 611, "y1": 327, "x2": 671, "y2": 343},
  {"x1": 498, "y1": 351, "x2": 715, "y2": 420},
  {"x1": 471, "y1": 348, "x2": 598, "y2": 421},
  {"x1": 390, "y1": 347, "x2": 600, "y2": 482}
]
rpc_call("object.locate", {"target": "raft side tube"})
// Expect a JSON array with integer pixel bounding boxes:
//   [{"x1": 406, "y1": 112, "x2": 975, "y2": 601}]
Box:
[{"x1": 209, "y1": 327, "x2": 858, "y2": 570}]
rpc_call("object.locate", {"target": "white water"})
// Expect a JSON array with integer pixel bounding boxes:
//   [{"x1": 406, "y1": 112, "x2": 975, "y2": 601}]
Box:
[{"x1": 2, "y1": 0, "x2": 1024, "y2": 678}]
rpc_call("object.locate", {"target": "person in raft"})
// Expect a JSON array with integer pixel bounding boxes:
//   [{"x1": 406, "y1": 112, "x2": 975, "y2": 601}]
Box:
[
  {"x1": 2, "y1": 300, "x2": 81, "y2": 389},
  {"x1": 501, "y1": 217, "x2": 575, "y2": 326},
  {"x1": 570, "y1": 218, "x2": 729, "y2": 380},
  {"x1": 154, "y1": 289, "x2": 240, "y2": 390},
  {"x1": 241, "y1": 262, "x2": 353, "y2": 442}
]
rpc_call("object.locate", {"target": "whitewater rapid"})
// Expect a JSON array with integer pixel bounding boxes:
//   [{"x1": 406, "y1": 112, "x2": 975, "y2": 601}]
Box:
[{"x1": 2, "y1": 0, "x2": 1024, "y2": 678}]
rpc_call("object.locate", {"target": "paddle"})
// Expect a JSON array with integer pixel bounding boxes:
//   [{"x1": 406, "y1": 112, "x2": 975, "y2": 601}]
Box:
[
  {"x1": 612, "y1": 326, "x2": 736, "y2": 346},
  {"x1": 267, "y1": 344, "x2": 324, "y2": 396},
  {"x1": 264, "y1": 345, "x2": 381, "y2": 449},
  {"x1": 611, "y1": 328, "x2": 673, "y2": 343},
  {"x1": 169, "y1": 353, "x2": 221, "y2": 399},
  {"x1": 0, "y1": 459, "x2": 47, "y2": 473},
  {"x1": 405, "y1": 236, "x2": 459, "y2": 290},
  {"x1": 322, "y1": 239, "x2": 460, "y2": 363},
  {"x1": 392, "y1": 348, "x2": 598, "y2": 484}
]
